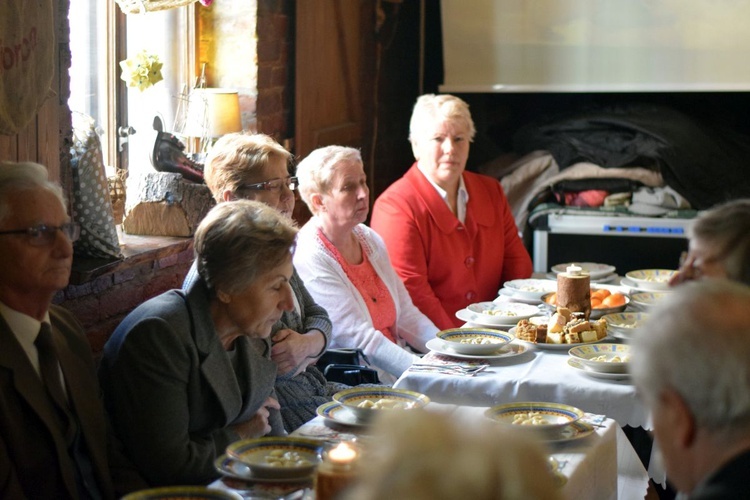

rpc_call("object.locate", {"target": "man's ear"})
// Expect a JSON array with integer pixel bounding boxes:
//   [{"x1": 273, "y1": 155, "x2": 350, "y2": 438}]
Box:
[
  {"x1": 221, "y1": 189, "x2": 235, "y2": 202},
  {"x1": 216, "y1": 289, "x2": 232, "y2": 304},
  {"x1": 662, "y1": 388, "x2": 697, "y2": 449}
]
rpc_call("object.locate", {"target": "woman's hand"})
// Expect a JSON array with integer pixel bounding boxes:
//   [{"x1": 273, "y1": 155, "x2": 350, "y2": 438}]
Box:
[
  {"x1": 230, "y1": 397, "x2": 281, "y2": 439},
  {"x1": 271, "y1": 329, "x2": 326, "y2": 376}
]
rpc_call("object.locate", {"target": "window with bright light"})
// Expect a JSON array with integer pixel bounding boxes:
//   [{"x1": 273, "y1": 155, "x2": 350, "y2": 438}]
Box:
[{"x1": 68, "y1": 1, "x2": 195, "y2": 177}]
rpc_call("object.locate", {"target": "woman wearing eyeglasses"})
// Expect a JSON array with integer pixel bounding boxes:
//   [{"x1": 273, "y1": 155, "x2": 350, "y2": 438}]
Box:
[
  {"x1": 670, "y1": 199, "x2": 750, "y2": 286},
  {"x1": 294, "y1": 146, "x2": 438, "y2": 384},
  {"x1": 182, "y1": 133, "x2": 341, "y2": 433}
]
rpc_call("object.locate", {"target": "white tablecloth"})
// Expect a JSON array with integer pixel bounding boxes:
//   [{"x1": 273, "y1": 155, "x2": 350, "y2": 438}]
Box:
[{"x1": 395, "y1": 341, "x2": 651, "y2": 430}]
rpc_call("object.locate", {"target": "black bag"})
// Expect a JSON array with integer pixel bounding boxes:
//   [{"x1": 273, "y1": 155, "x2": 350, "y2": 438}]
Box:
[{"x1": 316, "y1": 348, "x2": 380, "y2": 385}]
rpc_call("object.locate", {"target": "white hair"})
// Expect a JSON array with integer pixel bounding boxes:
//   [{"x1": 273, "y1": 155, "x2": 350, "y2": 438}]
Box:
[
  {"x1": 295, "y1": 145, "x2": 362, "y2": 215},
  {"x1": 630, "y1": 279, "x2": 750, "y2": 435},
  {"x1": 0, "y1": 161, "x2": 66, "y2": 224},
  {"x1": 408, "y1": 94, "x2": 477, "y2": 144}
]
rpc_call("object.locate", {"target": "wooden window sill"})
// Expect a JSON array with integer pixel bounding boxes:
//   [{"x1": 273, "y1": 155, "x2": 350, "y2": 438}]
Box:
[{"x1": 70, "y1": 231, "x2": 193, "y2": 285}]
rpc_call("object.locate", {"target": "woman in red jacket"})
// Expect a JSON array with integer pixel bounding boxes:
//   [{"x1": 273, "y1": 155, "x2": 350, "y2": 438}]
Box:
[{"x1": 371, "y1": 94, "x2": 533, "y2": 330}]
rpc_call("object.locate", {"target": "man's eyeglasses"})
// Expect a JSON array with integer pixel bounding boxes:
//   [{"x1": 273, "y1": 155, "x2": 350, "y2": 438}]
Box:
[
  {"x1": 238, "y1": 176, "x2": 298, "y2": 193},
  {"x1": 0, "y1": 222, "x2": 81, "y2": 247}
]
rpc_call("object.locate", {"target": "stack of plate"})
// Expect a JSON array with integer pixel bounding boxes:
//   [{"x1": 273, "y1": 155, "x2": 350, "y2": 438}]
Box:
[
  {"x1": 214, "y1": 437, "x2": 325, "y2": 485},
  {"x1": 567, "y1": 343, "x2": 631, "y2": 382},
  {"x1": 455, "y1": 301, "x2": 540, "y2": 328},
  {"x1": 484, "y1": 402, "x2": 595, "y2": 443},
  {"x1": 601, "y1": 312, "x2": 649, "y2": 341},
  {"x1": 315, "y1": 387, "x2": 430, "y2": 428},
  {"x1": 549, "y1": 262, "x2": 618, "y2": 284},
  {"x1": 498, "y1": 279, "x2": 557, "y2": 304},
  {"x1": 621, "y1": 269, "x2": 677, "y2": 293}
]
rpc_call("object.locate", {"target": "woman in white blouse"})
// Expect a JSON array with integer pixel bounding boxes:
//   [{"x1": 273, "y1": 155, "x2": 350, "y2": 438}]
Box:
[{"x1": 294, "y1": 146, "x2": 438, "y2": 384}]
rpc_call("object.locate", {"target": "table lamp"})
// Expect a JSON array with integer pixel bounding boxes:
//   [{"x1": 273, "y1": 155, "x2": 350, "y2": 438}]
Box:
[{"x1": 181, "y1": 88, "x2": 242, "y2": 159}]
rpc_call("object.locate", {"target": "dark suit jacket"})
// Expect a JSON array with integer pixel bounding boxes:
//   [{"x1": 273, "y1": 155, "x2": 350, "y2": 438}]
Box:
[
  {"x1": 688, "y1": 449, "x2": 750, "y2": 499},
  {"x1": 0, "y1": 305, "x2": 145, "y2": 499},
  {"x1": 99, "y1": 279, "x2": 283, "y2": 486}
]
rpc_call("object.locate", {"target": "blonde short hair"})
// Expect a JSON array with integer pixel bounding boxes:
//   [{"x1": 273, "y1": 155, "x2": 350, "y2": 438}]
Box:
[
  {"x1": 204, "y1": 133, "x2": 292, "y2": 202},
  {"x1": 344, "y1": 410, "x2": 562, "y2": 500},
  {"x1": 295, "y1": 145, "x2": 362, "y2": 215},
  {"x1": 0, "y1": 161, "x2": 66, "y2": 225},
  {"x1": 193, "y1": 199, "x2": 298, "y2": 295},
  {"x1": 408, "y1": 94, "x2": 477, "y2": 144}
]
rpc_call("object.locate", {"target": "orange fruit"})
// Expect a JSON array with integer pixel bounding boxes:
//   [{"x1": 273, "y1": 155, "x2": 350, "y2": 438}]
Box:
[
  {"x1": 591, "y1": 288, "x2": 611, "y2": 300},
  {"x1": 591, "y1": 297, "x2": 603, "y2": 309},
  {"x1": 602, "y1": 293, "x2": 626, "y2": 308},
  {"x1": 545, "y1": 292, "x2": 557, "y2": 305}
]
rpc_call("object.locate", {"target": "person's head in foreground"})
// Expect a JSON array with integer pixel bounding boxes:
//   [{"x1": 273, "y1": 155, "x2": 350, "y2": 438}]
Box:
[
  {"x1": 343, "y1": 410, "x2": 562, "y2": 500},
  {"x1": 0, "y1": 161, "x2": 79, "y2": 317},
  {"x1": 409, "y1": 93, "x2": 476, "y2": 191},
  {"x1": 671, "y1": 199, "x2": 750, "y2": 286},
  {"x1": 296, "y1": 145, "x2": 369, "y2": 226},
  {"x1": 204, "y1": 132, "x2": 296, "y2": 218},
  {"x1": 194, "y1": 199, "x2": 297, "y2": 343},
  {"x1": 630, "y1": 279, "x2": 750, "y2": 496}
]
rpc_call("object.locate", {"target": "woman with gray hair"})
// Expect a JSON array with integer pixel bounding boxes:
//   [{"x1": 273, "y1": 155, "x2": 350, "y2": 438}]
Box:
[
  {"x1": 630, "y1": 280, "x2": 750, "y2": 497},
  {"x1": 99, "y1": 200, "x2": 294, "y2": 486},
  {"x1": 371, "y1": 94, "x2": 532, "y2": 330},
  {"x1": 182, "y1": 132, "x2": 336, "y2": 432},
  {"x1": 295, "y1": 145, "x2": 438, "y2": 384},
  {"x1": 670, "y1": 198, "x2": 750, "y2": 286}
]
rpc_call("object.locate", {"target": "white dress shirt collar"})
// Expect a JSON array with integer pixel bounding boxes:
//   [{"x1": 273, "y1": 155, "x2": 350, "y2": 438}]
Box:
[{"x1": 418, "y1": 168, "x2": 469, "y2": 224}]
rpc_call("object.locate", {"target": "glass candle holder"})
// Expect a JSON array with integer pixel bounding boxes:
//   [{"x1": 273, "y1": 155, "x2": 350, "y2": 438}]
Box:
[{"x1": 314, "y1": 441, "x2": 360, "y2": 500}]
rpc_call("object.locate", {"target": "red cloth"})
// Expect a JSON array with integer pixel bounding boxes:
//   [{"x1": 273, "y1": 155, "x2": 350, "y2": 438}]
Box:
[{"x1": 371, "y1": 164, "x2": 533, "y2": 330}]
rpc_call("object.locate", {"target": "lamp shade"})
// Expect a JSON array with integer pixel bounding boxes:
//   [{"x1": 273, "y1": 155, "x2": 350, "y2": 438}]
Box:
[{"x1": 182, "y1": 88, "x2": 242, "y2": 138}]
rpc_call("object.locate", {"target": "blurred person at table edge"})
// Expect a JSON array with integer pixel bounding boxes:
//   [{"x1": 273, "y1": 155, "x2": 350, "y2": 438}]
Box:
[
  {"x1": 0, "y1": 161, "x2": 146, "y2": 498},
  {"x1": 295, "y1": 145, "x2": 438, "y2": 384},
  {"x1": 99, "y1": 200, "x2": 291, "y2": 486},
  {"x1": 630, "y1": 279, "x2": 750, "y2": 499},
  {"x1": 669, "y1": 198, "x2": 750, "y2": 287},
  {"x1": 344, "y1": 410, "x2": 562, "y2": 500},
  {"x1": 182, "y1": 132, "x2": 340, "y2": 433},
  {"x1": 371, "y1": 94, "x2": 533, "y2": 330}
]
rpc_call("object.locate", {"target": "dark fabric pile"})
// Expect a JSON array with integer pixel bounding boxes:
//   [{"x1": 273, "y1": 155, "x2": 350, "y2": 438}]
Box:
[{"x1": 513, "y1": 103, "x2": 750, "y2": 209}]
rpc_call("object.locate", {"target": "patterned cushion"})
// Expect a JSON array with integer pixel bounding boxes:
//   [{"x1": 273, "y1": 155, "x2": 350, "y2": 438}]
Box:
[{"x1": 70, "y1": 112, "x2": 123, "y2": 259}]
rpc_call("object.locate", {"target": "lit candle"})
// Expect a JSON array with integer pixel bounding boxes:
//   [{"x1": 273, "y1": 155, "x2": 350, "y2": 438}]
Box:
[{"x1": 315, "y1": 441, "x2": 360, "y2": 500}]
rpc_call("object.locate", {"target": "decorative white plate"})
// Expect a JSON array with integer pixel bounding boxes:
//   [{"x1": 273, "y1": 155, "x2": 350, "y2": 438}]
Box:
[
  {"x1": 630, "y1": 291, "x2": 669, "y2": 309},
  {"x1": 502, "y1": 279, "x2": 558, "y2": 301},
  {"x1": 568, "y1": 343, "x2": 630, "y2": 373},
  {"x1": 498, "y1": 288, "x2": 546, "y2": 305},
  {"x1": 425, "y1": 338, "x2": 528, "y2": 360},
  {"x1": 436, "y1": 328, "x2": 515, "y2": 355},
  {"x1": 601, "y1": 312, "x2": 649, "y2": 338},
  {"x1": 545, "y1": 420, "x2": 597, "y2": 443},
  {"x1": 213, "y1": 454, "x2": 313, "y2": 483},
  {"x1": 624, "y1": 269, "x2": 677, "y2": 291},
  {"x1": 225, "y1": 438, "x2": 323, "y2": 480},
  {"x1": 510, "y1": 327, "x2": 610, "y2": 351},
  {"x1": 461, "y1": 301, "x2": 540, "y2": 326},
  {"x1": 315, "y1": 401, "x2": 369, "y2": 428},
  {"x1": 567, "y1": 359, "x2": 632, "y2": 382},
  {"x1": 332, "y1": 387, "x2": 430, "y2": 420},
  {"x1": 484, "y1": 402, "x2": 585, "y2": 439},
  {"x1": 551, "y1": 262, "x2": 616, "y2": 280}
]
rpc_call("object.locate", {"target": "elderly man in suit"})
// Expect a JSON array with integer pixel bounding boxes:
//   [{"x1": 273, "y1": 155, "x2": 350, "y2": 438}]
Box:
[
  {"x1": 0, "y1": 161, "x2": 144, "y2": 499},
  {"x1": 630, "y1": 279, "x2": 750, "y2": 499}
]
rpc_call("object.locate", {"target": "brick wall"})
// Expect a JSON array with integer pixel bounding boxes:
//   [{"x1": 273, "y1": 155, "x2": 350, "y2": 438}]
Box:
[{"x1": 55, "y1": 0, "x2": 293, "y2": 353}]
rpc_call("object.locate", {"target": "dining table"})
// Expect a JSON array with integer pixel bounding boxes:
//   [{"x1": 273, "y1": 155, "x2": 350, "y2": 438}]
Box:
[
  {"x1": 394, "y1": 283, "x2": 669, "y2": 487},
  {"x1": 207, "y1": 401, "x2": 650, "y2": 500}
]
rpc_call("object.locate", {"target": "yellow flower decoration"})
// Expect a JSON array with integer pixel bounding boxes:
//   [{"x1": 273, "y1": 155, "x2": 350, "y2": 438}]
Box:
[{"x1": 119, "y1": 50, "x2": 164, "y2": 92}]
